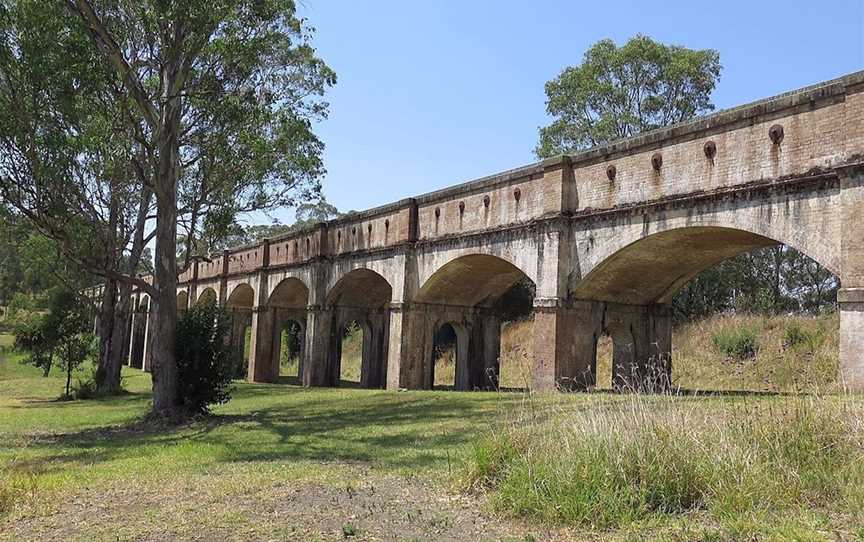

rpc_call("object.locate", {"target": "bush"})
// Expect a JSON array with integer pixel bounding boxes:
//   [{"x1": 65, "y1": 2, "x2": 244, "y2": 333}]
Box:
[
  {"x1": 175, "y1": 302, "x2": 236, "y2": 414},
  {"x1": 712, "y1": 326, "x2": 758, "y2": 360},
  {"x1": 784, "y1": 321, "x2": 825, "y2": 353}
]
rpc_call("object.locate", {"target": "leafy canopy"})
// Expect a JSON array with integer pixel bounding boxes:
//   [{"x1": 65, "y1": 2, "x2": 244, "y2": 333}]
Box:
[{"x1": 536, "y1": 35, "x2": 721, "y2": 158}]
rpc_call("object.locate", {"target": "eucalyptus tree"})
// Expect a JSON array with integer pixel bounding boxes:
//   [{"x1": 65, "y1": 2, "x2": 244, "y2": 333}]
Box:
[
  {"x1": 1, "y1": 1, "x2": 333, "y2": 416},
  {"x1": 536, "y1": 35, "x2": 721, "y2": 158},
  {"x1": 63, "y1": 0, "x2": 334, "y2": 416},
  {"x1": 0, "y1": 0, "x2": 154, "y2": 395}
]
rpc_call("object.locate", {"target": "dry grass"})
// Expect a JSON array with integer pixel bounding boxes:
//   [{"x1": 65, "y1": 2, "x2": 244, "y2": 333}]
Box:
[
  {"x1": 338, "y1": 313, "x2": 839, "y2": 393},
  {"x1": 463, "y1": 392, "x2": 864, "y2": 539}
]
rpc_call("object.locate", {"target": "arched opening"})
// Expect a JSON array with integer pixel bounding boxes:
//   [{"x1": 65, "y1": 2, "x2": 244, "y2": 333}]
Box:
[
  {"x1": 333, "y1": 319, "x2": 368, "y2": 386},
  {"x1": 268, "y1": 277, "x2": 310, "y2": 383},
  {"x1": 415, "y1": 254, "x2": 535, "y2": 391},
  {"x1": 196, "y1": 287, "x2": 218, "y2": 307},
  {"x1": 574, "y1": 227, "x2": 839, "y2": 393},
  {"x1": 325, "y1": 269, "x2": 392, "y2": 388},
  {"x1": 279, "y1": 319, "x2": 304, "y2": 379},
  {"x1": 226, "y1": 284, "x2": 255, "y2": 379},
  {"x1": 431, "y1": 322, "x2": 460, "y2": 389}
]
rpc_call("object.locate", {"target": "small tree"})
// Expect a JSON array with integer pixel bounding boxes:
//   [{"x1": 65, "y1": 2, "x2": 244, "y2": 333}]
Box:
[
  {"x1": 55, "y1": 317, "x2": 95, "y2": 398},
  {"x1": 175, "y1": 303, "x2": 235, "y2": 414}
]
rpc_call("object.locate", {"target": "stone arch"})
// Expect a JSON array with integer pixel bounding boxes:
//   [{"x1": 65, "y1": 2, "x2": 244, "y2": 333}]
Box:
[
  {"x1": 226, "y1": 283, "x2": 255, "y2": 309},
  {"x1": 428, "y1": 320, "x2": 469, "y2": 390},
  {"x1": 269, "y1": 277, "x2": 309, "y2": 309},
  {"x1": 415, "y1": 254, "x2": 532, "y2": 307},
  {"x1": 225, "y1": 283, "x2": 255, "y2": 377},
  {"x1": 327, "y1": 268, "x2": 394, "y2": 309},
  {"x1": 573, "y1": 226, "x2": 834, "y2": 305},
  {"x1": 196, "y1": 287, "x2": 218, "y2": 307},
  {"x1": 325, "y1": 269, "x2": 393, "y2": 388},
  {"x1": 570, "y1": 225, "x2": 838, "y2": 391},
  {"x1": 414, "y1": 254, "x2": 535, "y2": 391},
  {"x1": 268, "y1": 277, "x2": 310, "y2": 382}
]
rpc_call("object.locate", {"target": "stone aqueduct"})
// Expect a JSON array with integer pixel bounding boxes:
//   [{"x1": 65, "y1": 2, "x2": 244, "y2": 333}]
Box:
[{"x1": 124, "y1": 71, "x2": 864, "y2": 392}]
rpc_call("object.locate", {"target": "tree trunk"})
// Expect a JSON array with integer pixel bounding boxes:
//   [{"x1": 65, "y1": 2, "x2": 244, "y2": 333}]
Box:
[
  {"x1": 149, "y1": 98, "x2": 182, "y2": 416},
  {"x1": 94, "y1": 278, "x2": 133, "y2": 395},
  {"x1": 95, "y1": 279, "x2": 117, "y2": 389},
  {"x1": 66, "y1": 350, "x2": 72, "y2": 398}
]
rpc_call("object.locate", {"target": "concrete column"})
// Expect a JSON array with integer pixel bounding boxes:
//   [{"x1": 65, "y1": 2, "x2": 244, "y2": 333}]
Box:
[
  {"x1": 303, "y1": 305, "x2": 334, "y2": 386},
  {"x1": 126, "y1": 307, "x2": 138, "y2": 367},
  {"x1": 141, "y1": 307, "x2": 152, "y2": 372},
  {"x1": 839, "y1": 163, "x2": 864, "y2": 391},
  {"x1": 531, "y1": 299, "x2": 603, "y2": 392},
  {"x1": 478, "y1": 312, "x2": 501, "y2": 390},
  {"x1": 360, "y1": 312, "x2": 389, "y2": 389},
  {"x1": 386, "y1": 303, "x2": 426, "y2": 390},
  {"x1": 839, "y1": 289, "x2": 864, "y2": 390},
  {"x1": 453, "y1": 322, "x2": 471, "y2": 391},
  {"x1": 605, "y1": 303, "x2": 672, "y2": 392},
  {"x1": 248, "y1": 307, "x2": 277, "y2": 383}
]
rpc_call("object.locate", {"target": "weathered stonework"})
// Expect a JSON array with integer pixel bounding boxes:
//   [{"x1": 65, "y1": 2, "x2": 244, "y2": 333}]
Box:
[{"x1": 122, "y1": 71, "x2": 864, "y2": 392}]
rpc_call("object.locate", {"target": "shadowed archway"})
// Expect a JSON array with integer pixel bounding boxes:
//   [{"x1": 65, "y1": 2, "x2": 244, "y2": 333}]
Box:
[
  {"x1": 325, "y1": 269, "x2": 393, "y2": 388},
  {"x1": 268, "y1": 277, "x2": 310, "y2": 382},
  {"x1": 415, "y1": 254, "x2": 535, "y2": 391}
]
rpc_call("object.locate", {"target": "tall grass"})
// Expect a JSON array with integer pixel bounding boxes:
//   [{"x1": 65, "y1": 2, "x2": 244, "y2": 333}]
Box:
[{"x1": 462, "y1": 392, "x2": 864, "y2": 537}]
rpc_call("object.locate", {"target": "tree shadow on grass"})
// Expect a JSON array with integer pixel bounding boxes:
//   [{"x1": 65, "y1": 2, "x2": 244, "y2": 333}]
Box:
[{"x1": 7, "y1": 386, "x2": 521, "y2": 477}]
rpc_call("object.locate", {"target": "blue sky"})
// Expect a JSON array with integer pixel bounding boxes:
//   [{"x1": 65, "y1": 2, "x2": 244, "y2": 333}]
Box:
[{"x1": 277, "y1": 0, "x2": 863, "y2": 221}]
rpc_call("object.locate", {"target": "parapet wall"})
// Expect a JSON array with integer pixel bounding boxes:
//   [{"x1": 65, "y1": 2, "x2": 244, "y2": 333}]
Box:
[{"x1": 173, "y1": 70, "x2": 863, "y2": 286}]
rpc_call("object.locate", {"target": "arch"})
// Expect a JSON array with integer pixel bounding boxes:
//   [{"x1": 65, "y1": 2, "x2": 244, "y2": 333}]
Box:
[
  {"x1": 268, "y1": 277, "x2": 309, "y2": 309},
  {"x1": 196, "y1": 287, "x2": 218, "y2": 307},
  {"x1": 429, "y1": 321, "x2": 468, "y2": 390},
  {"x1": 573, "y1": 226, "x2": 834, "y2": 306},
  {"x1": 226, "y1": 283, "x2": 255, "y2": 309},
  {"x1": 325, "y1": 269, "x2": 393, "y2": 388},
  {"x1": 414, "y1": 254, "x2": 534, "y2": 391},
  {"x1": 326, "y1": 268, "x2": 393, "y2": 308},
  {"x1": 415, "y1": 254, "x2": 531, "y2": 307},
  {"x1": 268, "y1": 278, "x2": 310, "y2": 383}
]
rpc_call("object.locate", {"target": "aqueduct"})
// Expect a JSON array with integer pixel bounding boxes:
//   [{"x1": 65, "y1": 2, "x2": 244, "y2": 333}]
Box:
[{"x1": 125, "y1": 71, "x2": 864, "y2": 392}]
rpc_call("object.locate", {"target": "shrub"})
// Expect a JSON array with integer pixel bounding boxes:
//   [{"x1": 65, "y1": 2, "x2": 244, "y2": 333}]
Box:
[
  {"x1": 783, "y1": 321, "x2": 825, "y2": 353},
  {"x1": 175, "y1": 302, "x2": 236, "y2": 414},
  {"x1": 712, "y1": 326, "x2": 758, "y2": 360}
]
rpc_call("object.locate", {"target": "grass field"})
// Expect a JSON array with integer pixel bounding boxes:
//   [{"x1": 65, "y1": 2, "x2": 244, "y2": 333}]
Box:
[{"x1": 1, "y1": 314, "x2": 862, "y2": 541}]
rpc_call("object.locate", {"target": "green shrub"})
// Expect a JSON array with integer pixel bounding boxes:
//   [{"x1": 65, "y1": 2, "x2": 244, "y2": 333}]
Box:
[
  {"x1": 175, "y1": 302, "x2": 236, "y2": 414},
  {"x1": 712, "y1": 326, "x2": 758, "y2": 360},
  {"x1": 783, "y1": 321, "x2": 825, "y2": 353}
]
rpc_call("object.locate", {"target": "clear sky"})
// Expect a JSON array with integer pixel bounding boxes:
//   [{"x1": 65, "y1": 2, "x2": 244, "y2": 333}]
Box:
[{"x1": 277, "y1": 0, "x2": 863, "y2": 221}]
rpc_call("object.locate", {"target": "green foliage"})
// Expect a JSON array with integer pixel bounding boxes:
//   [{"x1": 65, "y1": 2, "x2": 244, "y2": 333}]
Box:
[
  {"x1": 12, "y1": 288, "x2": 93, "y2": 393},
  {"x1": 783, "y1": 321, "x2": 825, "y2": 354},
  {"x1": 672, "y1": 245, "x2": 838, "y2": 323},
  {"x1": 12, "y1": 312, "x2": 51, "y2": 375},
  {"x1": 712, "y1": 326, "x2": 758, "y2": 360},
  {"x1": 175, "y1": 303, "x2": 236, "y2": 414},
  {"x1": 536, "y1": 35, "x2": 721, "y2": 157}
]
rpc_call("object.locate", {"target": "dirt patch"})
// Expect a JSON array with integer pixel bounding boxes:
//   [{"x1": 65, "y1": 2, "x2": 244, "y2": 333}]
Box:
[{"x1": 1, "y1": 466, "x2": 558, "y2": 541}]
